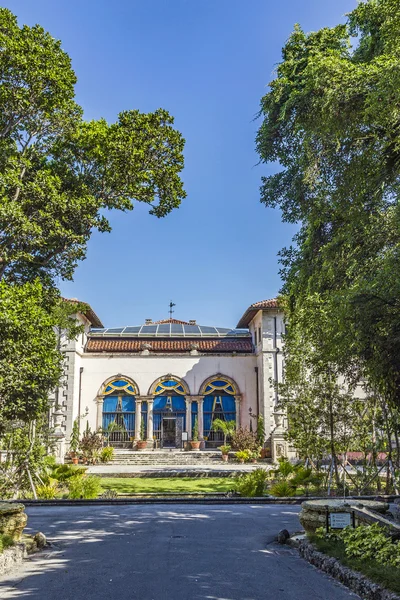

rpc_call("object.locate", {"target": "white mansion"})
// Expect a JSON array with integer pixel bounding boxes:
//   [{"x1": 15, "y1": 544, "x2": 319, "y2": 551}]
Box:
[{"x1": 52, "y1": 298, "x2": 288, "y2": 461}]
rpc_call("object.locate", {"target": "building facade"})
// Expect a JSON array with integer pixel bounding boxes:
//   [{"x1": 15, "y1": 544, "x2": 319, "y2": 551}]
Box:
[{"x1": 52, "y1": 298, "x2": 287, "y2": 461}]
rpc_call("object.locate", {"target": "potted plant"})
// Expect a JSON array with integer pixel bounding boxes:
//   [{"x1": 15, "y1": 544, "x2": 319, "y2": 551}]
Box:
[
  {"x1": 236, "y1": 450, "x2": 251, "y2": 464},
  {"x1": 69, "y1": 418, "x2": 80, "y2": 464},
  {"x1": 220, "y1": 445, "x2": 231, "y2": 462},
  {"x1": 211, "y1": 418, "x2": 236, "y2": 447},
  {"x1": 136, "y1": 417, "x2": 147, "y2": 450},
  {"x1": 190, "y1": 417, "x2": 201, "y2": 450}
]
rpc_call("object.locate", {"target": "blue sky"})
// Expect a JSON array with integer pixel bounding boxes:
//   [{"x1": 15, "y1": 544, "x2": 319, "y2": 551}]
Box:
[{"x1": 6, "y1": 0, "x2": 356, "y2": 328}]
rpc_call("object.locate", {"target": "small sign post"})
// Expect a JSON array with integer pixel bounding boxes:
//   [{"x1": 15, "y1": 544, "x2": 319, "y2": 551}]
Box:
[{"x1": 326, "y1": 510, "x2": 355, "y2": 532}]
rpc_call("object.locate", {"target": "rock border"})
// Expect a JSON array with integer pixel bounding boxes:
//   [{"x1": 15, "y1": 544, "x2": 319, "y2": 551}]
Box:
[
  {"x1": 0, "y1": 533, "x2": 47, "y2": 577},
  {"x1": 0, "y1": 543, "x2": 27, "y2": 577},
  {"x1": 298, "y1": 538, "x2": 400, "y2": 600}
]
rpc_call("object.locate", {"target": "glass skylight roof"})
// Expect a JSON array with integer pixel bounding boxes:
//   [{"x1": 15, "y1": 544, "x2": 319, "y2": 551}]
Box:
[{"x1": 90, "y1": 323, "x2": 250, "y2": 338}]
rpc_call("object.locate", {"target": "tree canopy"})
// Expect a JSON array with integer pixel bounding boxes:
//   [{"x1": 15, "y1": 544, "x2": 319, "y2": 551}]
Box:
[
  {"x1": 0, "y1": 8, "x2": 186, "y2": 285},
  {"x1": 0, "y1": 9, "x2": 186, "y2": 437},
  {"x1": 257, "y1": 0, "x2": 400, "y2": 409}
]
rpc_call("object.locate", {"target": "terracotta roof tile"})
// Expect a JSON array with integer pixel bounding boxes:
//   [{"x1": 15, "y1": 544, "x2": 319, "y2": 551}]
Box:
[
  {"x1": 64, "y1": 298, "x2": 104, "y2": 328},
  {"x1": 86, "y1": 338, "x2": 253, "y2": 354},
  {"x1": 236, "y1": 298, "x2": 281, "y2": 328}
]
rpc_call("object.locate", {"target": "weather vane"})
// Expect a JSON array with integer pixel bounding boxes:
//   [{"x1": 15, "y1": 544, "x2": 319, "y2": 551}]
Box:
[{"x1": 169, "y1": 301, "x2": 176, "y2": 319}]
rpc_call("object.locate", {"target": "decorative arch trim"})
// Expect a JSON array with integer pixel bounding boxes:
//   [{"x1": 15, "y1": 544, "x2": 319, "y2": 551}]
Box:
[
  {"x1": 148, "y1": 374, "x2": 190, "y2": 396},
  {"x1": 198, "y1": 374, "x2": 240, "y2": 396},
  {"x1": 98, "y1": 375, "x2": 139, "y2": 397}
]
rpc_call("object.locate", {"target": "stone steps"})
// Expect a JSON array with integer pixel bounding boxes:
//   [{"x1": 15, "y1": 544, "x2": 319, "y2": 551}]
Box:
[{"x1": 109, "y1": 450, "x2": 223, "y2": 466}]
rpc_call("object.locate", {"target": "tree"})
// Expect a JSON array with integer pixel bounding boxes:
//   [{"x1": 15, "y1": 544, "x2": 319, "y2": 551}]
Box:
[
  {"x1": 0, "y1": 8, "x2": 186, "y2": 286},
  {"x1": 212, "y1": 419, "x2": 236, "y2": 445},
  {"x1": 256, "y1": 0, "x2": 400, "y2": 410},
  {"x1": 0, "y1": 281, "x2": 81, "y2": 429},
  {"x1": 0, "y1": 9, "x2": 186, "y2": 444}
]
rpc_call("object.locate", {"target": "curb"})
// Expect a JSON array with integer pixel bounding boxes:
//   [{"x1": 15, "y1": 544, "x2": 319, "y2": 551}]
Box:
[
  {"x1": 298, "y1": 539, "x2": 400, "y2": 600},
  {"x1": 9, "y1": 494, "x2": 397, "y2": 507}
]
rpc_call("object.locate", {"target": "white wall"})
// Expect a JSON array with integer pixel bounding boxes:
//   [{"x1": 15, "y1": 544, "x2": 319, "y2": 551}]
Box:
[{"x1": 78, "y1": 353, "x2": 257, "y2": 432}]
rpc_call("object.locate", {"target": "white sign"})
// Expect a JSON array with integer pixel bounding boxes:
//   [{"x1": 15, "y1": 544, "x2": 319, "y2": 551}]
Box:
[
  {"x1": 329, "y1": 513, "x2": 351, "y2": 529},
  {"x1": 181, "y1": 432, "x2": 188, "y2": 441}
]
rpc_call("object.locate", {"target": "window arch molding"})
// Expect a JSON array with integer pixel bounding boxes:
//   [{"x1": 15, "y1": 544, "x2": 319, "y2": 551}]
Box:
[
  {"x1": 98, "y1": 375, "x2": 139, "y2": 397},
  {"x1": 198, "y1": 374, "x2": 240, "y2": 397},
  {"x1": 148, "y1": 375, "x2": 190, "y2": 396}
]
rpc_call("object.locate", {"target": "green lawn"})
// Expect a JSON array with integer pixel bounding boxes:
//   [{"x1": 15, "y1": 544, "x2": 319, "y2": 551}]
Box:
[{"x1": 100, "y1": 477, "x2": 234, "y2": 495}]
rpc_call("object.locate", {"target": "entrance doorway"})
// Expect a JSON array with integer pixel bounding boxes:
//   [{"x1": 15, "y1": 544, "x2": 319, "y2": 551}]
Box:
[
  {"x1": 162, "y1": 418, "x2": 176, "y2": 448},
  {"x1": 161, "y1": 416, "x2": 184, "y2": 449}
]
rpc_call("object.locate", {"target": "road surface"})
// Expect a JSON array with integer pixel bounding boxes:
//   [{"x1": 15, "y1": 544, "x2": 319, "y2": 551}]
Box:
[{"x1": 0, "y1": 504, "x2": 359, "y2": 600}]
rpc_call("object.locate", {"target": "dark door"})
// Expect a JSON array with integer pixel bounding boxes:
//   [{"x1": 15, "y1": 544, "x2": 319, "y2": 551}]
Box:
[{"x1": 162, "y1": 418, "x2": 176, "y2": 448}]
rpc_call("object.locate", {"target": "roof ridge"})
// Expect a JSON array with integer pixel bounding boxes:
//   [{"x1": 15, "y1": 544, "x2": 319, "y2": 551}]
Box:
[{"x1": 154, "y1": 318, "x2": 190, "y2": 325}]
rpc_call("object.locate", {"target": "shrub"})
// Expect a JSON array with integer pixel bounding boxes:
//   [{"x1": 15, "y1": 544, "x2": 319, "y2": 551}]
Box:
[
  {"x1": 51, "y1": 464, "x2": 87, "y2": 482},
  {"x1": 100, "y1": 447, "x2": 115, "y2": 463},
  {"x1": 269, "y1": 480, "x2": 295, "y2": 497},
  {"x1": 235, "y1": 450, "x2": 251, "y2": 463},
  {"x1": 341, "y1": 523, "x2": 400, "y2": 568},
  {"x1": 231, "y1": 427, "x2": 258, "y2": 452},
  {"x1": 80, "y1": 431, "x2": 103, "y2": 463},
  {"x1": 67, "y1": 475, "x2": 101, "y2": 499},
  {"x1": 220, "y1": 445, "x2": 231, "y2": 455},
  {"x1": 36, "y1": 483, "x2": 58, "y2": 499},
  {"x1": 234, "y1": 468, "x2": 267, "y2": 497}
]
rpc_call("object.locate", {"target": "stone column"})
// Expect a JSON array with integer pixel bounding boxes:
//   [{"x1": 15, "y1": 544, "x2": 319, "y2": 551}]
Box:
[
  {"x1": 234, "y1": 395, "x2": 241, "y2": 429},
  {"x1": 271, "y1": 411, "x2": 288, "y2": 462},
  {"x1": 96, "y1": 396, "x2": 105, "y2": 431},
  {"x1": 146, "y1": 397, "x2": 154, "y2": 441},
  {"x1": 52, "y1": 408, "x2": 66, "y2": 464},
  {"x1": 135, "y1": 399, "x2": 142, "y2": 440},
  {"x1": 197, "y1": 397, "x2": 204, "y2": 441},
  {"x1": 185, "y1": 398, "x2": 192, "y2": 440}
]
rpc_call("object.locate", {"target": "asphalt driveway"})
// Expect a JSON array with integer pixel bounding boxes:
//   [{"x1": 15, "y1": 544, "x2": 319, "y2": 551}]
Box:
[{"x1": 0, "y1": 504, "x2": 359, "y2": 600}]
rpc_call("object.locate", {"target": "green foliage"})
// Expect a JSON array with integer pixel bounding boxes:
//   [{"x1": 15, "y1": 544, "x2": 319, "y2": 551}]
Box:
[
  {"x1": 192, "y1": 417, "x2": 199, "y2": 442},
  {"x1": 269, "y1": 480, "x2": 295, "y2": 497},
  {"x1": 67, "y1": 475, "x2": 101, "y2": 499},
  {"x1": 256, "y1": 0, "x2": 400, "y2": 413},
  {"x1": 312, "y1": 531, "x2": 400, "y2": 595},
  {"x1": 231, "y1": 427, "x2": 259, "y2": 452},
  {"x1": 48, "y1": 464, "x2": 86, "y2": 482},
  {"x1": 220, "y1": 445, "x2": 231, "y2": 455},
  {"x1": 211, "y1": 419, "x2": 236, "y2": 445},
  {"x1": 235, "y1": 450, "x2": 252, "y2": 462},
  {"x1": 234, "y1": 468, "x2": 267, "y2": 497},
  {"x1": 0, "y1": 282, "x2": 79, "y2": 428},
  {"x1": 100, "y1": 447, "x2": 114, "y2": 463},
  {"x1": 69, "y1": 418, "x2": 80, "y2": 454},
  {"x1": 0, "y1": 416, "x2": 55, "y2": 498},
  {"x1": 0, "y1": 9, "x2": 186, "y2": 285},
  {"x1": 79, "y1": 431, "x2": 103, "y2": 463},
  {"x1": 0, "y1": 534, "x2": 14, "y2": 553},
  {"x1": 36, "y1": 483, "x2": 58, "y2": 499},
  {"x1": 272, "y1": 458, "x2": 294, "y2": 479},
  {"x1": 256, "y1": 416, "x2": 265, "y2": 445},
  {"x1": 140, "y1": 417, "x2": 146, "y2": 441},
  {"x1": 316, "y1": 523, "x2": 400, "y2": 568}
]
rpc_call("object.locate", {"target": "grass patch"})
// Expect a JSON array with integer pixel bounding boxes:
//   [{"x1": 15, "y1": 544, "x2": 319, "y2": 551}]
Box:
[
  {"x1": 100, "y1": 477, "x2": 234, "y2": 495},
  {"x1": 311, "y1": 536, "x2": 400, "y2": 595},
  {"x1": 0, "y1": 534, "x2": 14, "y2": 553}
]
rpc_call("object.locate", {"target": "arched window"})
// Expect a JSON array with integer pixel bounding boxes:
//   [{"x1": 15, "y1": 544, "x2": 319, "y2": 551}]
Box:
[
  {"x1": 102, "y1": 378, "x2": 137, "y2": 447},
  {"x1": 202, "y1": 378, "x2": 237, "y2": 447},
  {"x1": 152, "y1": 377, "x2": 187, "y2": 447}
]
